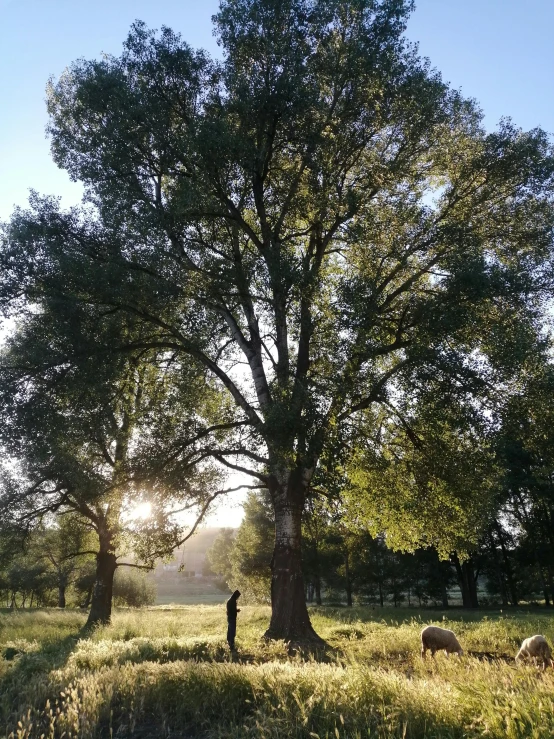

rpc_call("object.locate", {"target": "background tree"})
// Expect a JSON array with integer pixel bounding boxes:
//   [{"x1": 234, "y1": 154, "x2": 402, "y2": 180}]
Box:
[
  {"x1": 205, "y1": 528, "x2": 235, "y2": 585},
  {"x1": 0, "y1": 307, "x2": 233, "y2": 625},
  {"x1": 2, "y1": 0, "x2": 553, "y2": 641},
  {"x1": 112, "y1": 568, "x2": 156, "y2": 608},
  {"x1": 36, "y1": 515, "x2": 96, "y2": 608}
]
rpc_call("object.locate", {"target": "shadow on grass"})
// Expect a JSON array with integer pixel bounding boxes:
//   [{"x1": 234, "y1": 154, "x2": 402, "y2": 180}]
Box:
[
  {"x1": 466, "y1": 649, "x2": 516, "y2": 664},
  {"x1": 0, "y1": 625, "x2": 90, "y2": 732},
  {"x1": 311, "y1": 603, "x2": 554, "y2": 626}
]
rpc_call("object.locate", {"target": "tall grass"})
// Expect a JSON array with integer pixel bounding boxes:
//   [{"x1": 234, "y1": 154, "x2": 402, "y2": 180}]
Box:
[{"x1": 1, "y1": 605, "x2": 554, "y2": 737}]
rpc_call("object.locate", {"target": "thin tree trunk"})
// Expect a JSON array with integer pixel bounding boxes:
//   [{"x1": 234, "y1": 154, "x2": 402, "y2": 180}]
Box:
[
  {"x1": 81, "y1": 585, "x2": 94, "y2": 609},
  {"x1": 488, "y1": 531, "x2": 508, "y2": 606},
  {"x1": 437, "y1": 555, "x2": 449, "y2": 608},
  {"x1": 494, "y1": 521, "x2": 518, "y2": 606},
  {"x1": 58, "y1": 585, "x2": 66, "y2": 609},
  {"x1": 314, "y1": 576, "x2": 322, "y2": 606},
  {"x1": 344, "y1": 549, "x2": 353, "y2": 607},
  {"x1": 466, "y1": 561, "x2": 479, "y2": 608}
]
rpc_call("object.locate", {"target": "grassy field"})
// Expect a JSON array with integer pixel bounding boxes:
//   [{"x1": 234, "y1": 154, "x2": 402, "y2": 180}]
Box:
[{"x1": 1, "y1": 606, "x2": 554, "y2": 738}]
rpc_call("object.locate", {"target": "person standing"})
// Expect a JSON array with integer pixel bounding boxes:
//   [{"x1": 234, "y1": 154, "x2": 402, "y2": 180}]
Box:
[{"x1": 226, "y1": 590, "x2": 241, "y2": 651}]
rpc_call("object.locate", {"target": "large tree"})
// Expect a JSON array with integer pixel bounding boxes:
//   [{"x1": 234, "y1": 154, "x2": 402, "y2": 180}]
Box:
[{"x1": 2, "y1": 0, "x2": 554, "y2": 641}]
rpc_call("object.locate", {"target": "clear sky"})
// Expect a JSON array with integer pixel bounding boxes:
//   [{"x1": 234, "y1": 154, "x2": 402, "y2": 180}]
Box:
[
  {"x1": 1, "y1": 0, "x2": 553, "y2": 524},
  {"x1": 0, "y1": 0, "x2": 552, "y2": 223}
]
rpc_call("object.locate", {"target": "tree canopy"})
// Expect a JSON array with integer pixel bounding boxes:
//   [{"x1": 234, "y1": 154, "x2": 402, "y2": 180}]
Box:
[{"x1": 1, "y1": 0, "x2": 554, "y2": 640}]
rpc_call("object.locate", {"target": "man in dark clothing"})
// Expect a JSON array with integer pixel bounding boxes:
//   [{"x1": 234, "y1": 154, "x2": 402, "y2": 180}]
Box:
[{"x1": 226, "y1": 590, "x2": 241, "y2": 651}]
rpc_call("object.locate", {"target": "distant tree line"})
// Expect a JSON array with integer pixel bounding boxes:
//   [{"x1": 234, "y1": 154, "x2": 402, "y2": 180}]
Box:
[
  {"x1": 209, "y1": 385, "x2": 554, "y2": 613},
  {"x1": 0, "y1": 514, "x2": 156, "y2": 609}
]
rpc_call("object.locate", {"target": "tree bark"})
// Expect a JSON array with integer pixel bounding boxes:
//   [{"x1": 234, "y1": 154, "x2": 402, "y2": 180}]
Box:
[
  {"x1": 264, "y1": 492, "x2": 322, "y2": 644},
  {"x1": 315, "y1": 577, "x2": 322, "y2": 606},
  {"x1": 438, "y1": 557, "x2": 449, "y2": 608},
  {"x1": 452, "y1": 553, "x2": 479, "y2": 608},
  {"x1": 493, "y1": 521, "x2": 518, "y2": 606},
  {"x1": 488, "y1": 531, "x2": 508, "y2": 606},
  {"x1": 58, "y1": 585, "x2": 66, "y2": 609},
  {"x1": 86, "y1": 550, "x2": 118, "y2": 627},
  {"x1": 81, "y1": 585, "x2": 94, "y2": 610},
  {"x1": 344, "y1": 549, "x2": 353, "y2": 607}
]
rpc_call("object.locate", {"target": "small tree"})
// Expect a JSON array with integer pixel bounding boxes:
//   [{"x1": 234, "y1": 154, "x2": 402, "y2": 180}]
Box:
[
  {"x1": 0, "y1": 309, "x2": 233, "y2": 625},
  {"x1": 112, "y1": 569, "x2": 156, "y2": 607},
  {"x1": 206, "y1": 528, "x2": 235, "y2": 585}
]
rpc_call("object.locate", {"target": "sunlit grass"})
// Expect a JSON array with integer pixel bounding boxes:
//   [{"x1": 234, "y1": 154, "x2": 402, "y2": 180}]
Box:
[{"x1": 2, "y1": 605, "x2": 554, "y2": 737}]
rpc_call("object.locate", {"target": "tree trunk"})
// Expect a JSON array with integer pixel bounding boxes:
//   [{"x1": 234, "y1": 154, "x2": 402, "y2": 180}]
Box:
[
  {"x1": 466, "y1": 561, "x2": 479, "y2": 608},
  {"x1": 58, "y1": 585, "x2": 66, "y2": 609},
  {"x1": 538, "y1": 566, "x2": 551, "y2": 606},
  {"x1": 315, "y1": 577, "x2": 322, "y2": 606},
  {"x1": 86, "y1": 550, "x2": 118, "y2": 627},
  {"x1": 494, "y1": 521, "x2": 518, "y2": 606},
  {"x1": 81, "y1": 585, "x2": 94, "y2": 609},
  {"x1": 488, "y1": 532, "x2": 508, "y2": 606},
  {"x1": 452, "y1": 554, "x2": 478, "y2": 608},
  {"x1": 264, "y1": 494, "x2": 322, "y2": 644},
  {"x1": 344, "y1": 550, "x2": 353, "y2": 607},
  {"x1": 439, "y1": 559, "x2": 449, "y2": 608},
  {"x1": 547, "y1": 564, "x2": 554, "y2": 606}
]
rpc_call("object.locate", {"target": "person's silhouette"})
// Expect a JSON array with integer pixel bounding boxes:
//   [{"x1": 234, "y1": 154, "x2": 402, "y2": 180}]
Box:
[{"x1": 226, "y1": 590, "x2": 241, "y2": 651}]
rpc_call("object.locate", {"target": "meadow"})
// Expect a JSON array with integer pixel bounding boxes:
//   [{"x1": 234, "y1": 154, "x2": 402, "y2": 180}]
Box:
[{"x1": 1, "y1": 605, "x2": 554, "y2": 738}]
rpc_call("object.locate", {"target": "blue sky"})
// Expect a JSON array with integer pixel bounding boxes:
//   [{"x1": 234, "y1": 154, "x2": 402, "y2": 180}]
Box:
[
  {"x1": 0, "y1": 0, "x2": 553, "y2": 222},
  {"x1": 0, "y1": 0, "x2": 552, "y2": 525}
]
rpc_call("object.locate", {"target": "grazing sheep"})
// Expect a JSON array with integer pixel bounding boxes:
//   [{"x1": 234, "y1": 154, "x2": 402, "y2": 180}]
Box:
[
  {"x1": 515, "y1": 635, "x2": 553, "y2": 670},
  {"x1": 421, "y1": 625, "x2": 463, "y2": 658}
]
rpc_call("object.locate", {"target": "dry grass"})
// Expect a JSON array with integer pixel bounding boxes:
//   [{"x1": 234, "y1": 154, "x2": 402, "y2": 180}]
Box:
[{"x1": 1, "y1": 605, "x2": 554, "y2": 737}]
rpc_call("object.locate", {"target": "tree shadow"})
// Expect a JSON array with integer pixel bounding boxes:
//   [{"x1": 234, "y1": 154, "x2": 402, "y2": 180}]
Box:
[
  {"x1": 1, "y1": 625, "x2": 88, "y2": 733},
  {"x1": 466, "y1": 649, "x2": 516, "y2": 664}
]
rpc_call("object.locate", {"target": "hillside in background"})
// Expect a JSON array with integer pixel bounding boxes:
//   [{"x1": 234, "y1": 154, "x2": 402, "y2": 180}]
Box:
[{"x1": 150, "y1": 527, "x2": 233, "y2": 605}]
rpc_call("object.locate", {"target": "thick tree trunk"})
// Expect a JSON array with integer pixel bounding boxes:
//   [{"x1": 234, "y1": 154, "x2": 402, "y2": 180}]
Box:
[
  {"x1": 58, "y1": 585, "x2": 66, "y2": 609},
  {"x1": 264, "y1": 495, "x2": 323, "y2": 644},
  {"x1": 86, "y1": 551, "x2": 118, "y2": 627},
  {"x1": 452, "y1": 554, "x2": 479, "y2": 608}
]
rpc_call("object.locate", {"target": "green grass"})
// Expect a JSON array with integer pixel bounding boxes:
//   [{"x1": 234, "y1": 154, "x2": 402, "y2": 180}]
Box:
[
  {"x1": 2, "y1": 606, "x2": 554, "y2": 738},
  {"x1": 153, "y1": 577, "x2": 229, "y2": 605}
]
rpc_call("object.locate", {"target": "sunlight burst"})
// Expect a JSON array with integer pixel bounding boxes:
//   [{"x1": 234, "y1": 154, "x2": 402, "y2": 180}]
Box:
[{"x1": 129, "y1": 502, "x2": 152, "y2": 520}]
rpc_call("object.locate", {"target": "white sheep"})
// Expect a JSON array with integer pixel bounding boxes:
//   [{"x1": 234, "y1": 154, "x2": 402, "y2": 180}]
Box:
[
  {"x1": 421, "y1": 625, "x2": 463, "y2": 658},
  {"x1": 515, "y1": 635, "x2": 553, "y2": 670}
]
